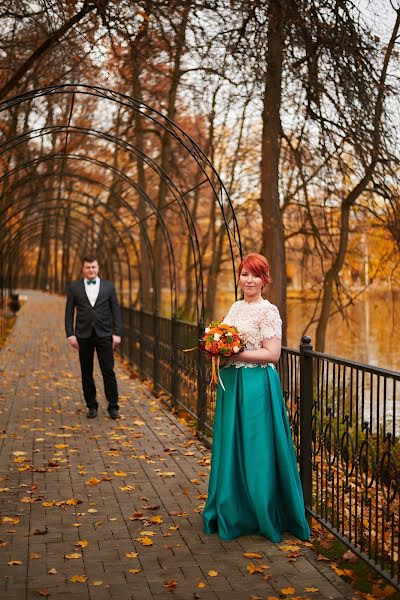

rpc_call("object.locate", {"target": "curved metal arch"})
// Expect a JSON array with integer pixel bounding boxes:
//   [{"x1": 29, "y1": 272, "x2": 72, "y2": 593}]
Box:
[
  {"x1": 0, "y1": 123, "x2": 206, "y2": 318},
  {"x1": 1, "y1": 196, "x2": 137, "y2": 303},
  {"x1": 0, "y1": 186, "x2": 156, "y2": 305},
  {"x1": 0, "y1": 169, "x2": 157, "y2": 308},
  {"x1": 0, "y1": 84, "x2": 243, "y2": 322},
  {"x1": 0, "y1": 152, "x2": 179, "y2": 316},
  {"x1": 2, "y1": 214, "x2": 122, "y2": 293}
]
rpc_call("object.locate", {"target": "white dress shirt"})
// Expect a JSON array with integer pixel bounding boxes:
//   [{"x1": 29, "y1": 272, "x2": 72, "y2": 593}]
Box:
[{"x1": 85, "y1": 277, "x2": 100, "y2": 307}]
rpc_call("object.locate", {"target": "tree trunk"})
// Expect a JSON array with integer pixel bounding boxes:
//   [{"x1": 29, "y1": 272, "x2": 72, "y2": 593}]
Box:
[
  {"x1": 315, "y1": 8, "x2": 400, "y2": 351},
  {"x1": 260, "y1": 0, "x2": 287, "y2": 342}
]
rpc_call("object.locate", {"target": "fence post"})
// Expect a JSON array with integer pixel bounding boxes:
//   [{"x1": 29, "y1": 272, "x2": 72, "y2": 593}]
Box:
[
  {"x1": 139, "y1": 308, "x2": 145, "y2": 377},
  {"x1": 299, "y1": 335, "x2": 313, "y2": 515},
  {"x1": 171, "y1": 315, "x2": 179, "y2": 408},
  {"x1": 153, "y1": 311, "x2": 160, "y2": 394},
  {"x1": 197, "y1": 321, "x2": 207, "y2": 437}
]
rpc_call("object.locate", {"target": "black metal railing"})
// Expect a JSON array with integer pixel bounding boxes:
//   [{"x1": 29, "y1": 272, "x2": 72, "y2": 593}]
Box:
[{"x1": 120, "y1": 308, "x2": 400, "y2": 589}]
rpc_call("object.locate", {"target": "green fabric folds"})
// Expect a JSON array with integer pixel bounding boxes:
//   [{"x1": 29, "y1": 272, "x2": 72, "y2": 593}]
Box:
[{"x1": 203, "y1": 365, "x2": 310, "y2": 542}]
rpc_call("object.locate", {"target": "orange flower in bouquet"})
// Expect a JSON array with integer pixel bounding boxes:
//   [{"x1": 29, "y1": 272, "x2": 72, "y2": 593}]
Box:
[{"x1": 199, "y1": 321, "x2": 244, "y2": 388}]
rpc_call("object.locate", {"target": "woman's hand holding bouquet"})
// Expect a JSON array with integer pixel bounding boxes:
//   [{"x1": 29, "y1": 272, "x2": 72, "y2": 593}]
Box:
[{"x1": 200, "y1": 321, "x2": 244, "y2": 388}]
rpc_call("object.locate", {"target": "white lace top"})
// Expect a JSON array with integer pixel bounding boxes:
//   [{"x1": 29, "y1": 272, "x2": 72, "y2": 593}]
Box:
[{"x1": 223, "y1": 299, "x2": 282, "y2": 368}]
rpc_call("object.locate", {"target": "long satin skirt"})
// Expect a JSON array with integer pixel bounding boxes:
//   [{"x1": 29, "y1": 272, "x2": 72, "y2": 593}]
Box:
[{"x1": 203, "y1": 365, "x2": 310, "y2": 542}]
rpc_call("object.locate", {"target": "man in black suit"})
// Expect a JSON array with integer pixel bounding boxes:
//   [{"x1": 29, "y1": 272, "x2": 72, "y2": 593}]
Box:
[{"x1": 65, "y1": 256, "x2": 122, "y2": 419}]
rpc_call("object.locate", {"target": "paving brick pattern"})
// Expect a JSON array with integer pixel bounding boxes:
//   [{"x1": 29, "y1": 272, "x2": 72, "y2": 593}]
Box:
[{"x1": 0, "y1": 292, "x2": 355, "y2": 600}]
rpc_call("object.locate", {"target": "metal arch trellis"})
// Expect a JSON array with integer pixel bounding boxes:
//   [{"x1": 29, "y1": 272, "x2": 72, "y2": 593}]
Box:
[
  {"x1": 1, "y1": 201, "x2": 135, "y2": 299},
  {"x1": 0, "y1": 83, "x2": 243, "y2": 325}
]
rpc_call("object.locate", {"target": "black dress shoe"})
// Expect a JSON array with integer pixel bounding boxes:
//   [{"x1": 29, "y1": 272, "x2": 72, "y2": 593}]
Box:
[
  {"x1": 109, "y1": 407, "x2": 120, "y2": 420},
  {"x1": 87, "y1": 408, "x2": 97, "y2": 418}
]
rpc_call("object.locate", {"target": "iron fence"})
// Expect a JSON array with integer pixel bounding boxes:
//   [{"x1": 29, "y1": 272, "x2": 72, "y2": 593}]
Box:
[{"x1": 120, "y1": 308, "x2": 400, "y2": 589}]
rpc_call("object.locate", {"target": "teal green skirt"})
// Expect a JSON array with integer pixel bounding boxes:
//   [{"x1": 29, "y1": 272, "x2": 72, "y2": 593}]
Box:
[{"x1": 203, "y1": 365, "x2": 310, "y2": 542}]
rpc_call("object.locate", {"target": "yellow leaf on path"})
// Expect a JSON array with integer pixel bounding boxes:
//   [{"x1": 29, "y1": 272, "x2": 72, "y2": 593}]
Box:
[
  {"x1": 133, "y1": 420, "x2": 145, "y2": 426},
  {"x1": 113, "y1": 471, "x2": 127, "y2": 476},
  {"x1": 1, "y1": 516, "x2": 20, "y2": 524},
  {"x1": 125, "y1": 552, "x2": 139, "y2": 558},
  {"x1": 163, "y1": 580, "x2": 177, "y2": 590},
  {"x1": 280, "y1": 545, "x2": 301, "y2": 552},
  {"x1": 8, "y1": 560, "x2": 23, "y2": 565},
  {"x1": 48, "y1": 568, "x2": 58, "y2": 575},
  {"x1": 120, "y1": 485, "x2": 135, "y2": 491},
  {"x1": 208, "y1": 570, "x2": 218, "y2": 577},
  {"x1": 243, "y1": 552, "x2": 263, "y2": 559},
  {"x1": 91, "y1": 581, "x2": 103, "y2": 586},
  {"x1": 267, "y1": 597, "x2": 280, "y2": 600},
  {"x1": 148, "y1": 515, "x2": 163, "y2": 524},
  {"x1": 139, "y1": 530, "x2": 156, "y2": 536},
  {"x1": 12, "y1": 451, "x2": 27, "y2": 456},
  {"x1": 0, "y1": 488, "x2": 10, "y2": 492},
  {"x1": 281, "y1": 587, "x2": 295, "y2": 595},
  {"x1": 75, "y1": 540, "x2": 88, "y2": 548},
  {"x1": 87, "y1": 509, "x2": 98, "y2": 513},
  {"x1": 305, "y1": 587, "x2": 319, "y2": 593},
  {"x1": 158, "y1": 472, "x2": 176, "y2": 477},
  {"x1": 135, "y1": 536, "x2": 153, "y2": 546},
  {"x1": 65, "y1": 553, "x2": 82, "y2": 559},
  {"x1": 197, "y1": 582, "x2": 206, "y2": 588},
  {"x1": 246, "y1": 563, "x2": 270, "y2": 575},
  {"x1": 72, "y1": 523, "x2": 81, "y2": 527},
  {"x1": 54, "y1": 444, "x2": 68, "y2": 449},
  {"x1": 30, "y1": 553, "x2": 41, "y2": 559},
  {"x1": 85, "y1": 477, "x2": 102, "y2": 486},
  {"x1": 128, "y1": 569, "x2": 142, "y2": 574},
  {"x1": 69, "y1": 575, "x2": 87, "y2": 583},
  {"x1": 66, "y1": 498, "x2": 80, "y2": 505}
]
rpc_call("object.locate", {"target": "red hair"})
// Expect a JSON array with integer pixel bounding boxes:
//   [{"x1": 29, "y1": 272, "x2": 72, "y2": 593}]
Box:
[{"x1": 238, "y1": 253, "x2": 271, "y2": 285}]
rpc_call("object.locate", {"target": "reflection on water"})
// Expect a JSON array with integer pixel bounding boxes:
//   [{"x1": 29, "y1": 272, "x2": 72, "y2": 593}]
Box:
[
  {"x1": 216, "y1": 290, "x2": 400, "y2": 372},
  {"x1": 286, "y1": 290, "x2": 400, "y2": 373}
]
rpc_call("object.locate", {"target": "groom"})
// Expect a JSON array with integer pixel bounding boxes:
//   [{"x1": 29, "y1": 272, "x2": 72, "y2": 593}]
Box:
[{"x1": 65, "y1": 256, "x2": 122, "y2": 419}]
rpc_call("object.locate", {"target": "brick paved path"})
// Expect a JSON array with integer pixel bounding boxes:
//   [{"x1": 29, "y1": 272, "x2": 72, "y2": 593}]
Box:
[{"x1": 0, "y1": 292, "x2": 355, "y2": 600}]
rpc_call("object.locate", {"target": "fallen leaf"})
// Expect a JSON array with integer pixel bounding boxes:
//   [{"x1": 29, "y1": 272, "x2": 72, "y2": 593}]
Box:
[
  {"x1": 128, "y1": 569, "x2": 142, "y2": 574},
  {"x1": 125, "y1": 552, "x2": 139, "y2": 558},
  {"x1": 281, "y1": 587, "x2": 296, "y2": 595},
  {"x1": 32, "y1": 527, "x2": 48, "y2": 535},
  {"x1": 91, "y1": 581, "x2": 103, "y2": 586},
  {"x1": 148, "y1": 515, "x2": 163, "y2": 524},
  {"x1": 69, "y1": 575, "x2": 88, "y2": 583},
  {"x1": 280, "y1": 545, "x2": 301, "y2": 552},
  {"x1": 75, "y1": 540, "x2": 88, "y2": 548},
  {"x1": 48, "y1": 568, "x2": 58, "y2": 575},
  {"x1": 158, "y1": 471, "x2": 176, "y2": 477},
  {"x1": 163, "y1": 580, "x2": 177, "y2": 590},
  {"x1": 305, "y1": 587, "x2": 319, "y2": 593},
  {"x1": 30, "y1": 553, "x2": 41, "y2": 559},
  {"x1": 87, "y1": 509, "x2": 98, "y2": 513},
  {"x1": 197, "y1": 582, "x2": 206, "y2": 588},
  {"x1": 208, "y1": 570, "x2": 218, "y2": 577},
  {"x1": 120, "y1": 485, "x2": 135, "y2": 491},
  {"x1": 66, "y1": 498, "x2": 82, "y2": 506},
  {"x1": 8, "y1": 560, "x2": 23, "y2": 565},
  {"x1": 246, "y1": 563, "x2": 269, "y2": 575},
  {"x1": 38, "y1": 590, "x2": 50, "y2": 597},
  {"x1": 113, "y1": 471, "x2": 127, "y2": 476},
  {"x1": 135, "y1": 536, "x2": 153, "y2": 546},
  {"x1": 85, "y1": 477, "x2": 102, "y2": 486},
  {"x1": 65, "y1": 553, "x2": 82, "y2": 559},
  {"x1": 243, "y1": 552, "x2": 263, "y2": 559}
]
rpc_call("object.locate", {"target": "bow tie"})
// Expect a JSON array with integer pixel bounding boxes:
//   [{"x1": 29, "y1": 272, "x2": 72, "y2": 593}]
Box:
[{"x1": 86, "y1": 280, "x2": 97, "y2": 285}]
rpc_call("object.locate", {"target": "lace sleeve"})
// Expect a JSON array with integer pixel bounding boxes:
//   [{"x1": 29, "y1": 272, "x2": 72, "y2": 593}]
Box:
[{"x1": 259, "y1": 303, "x2": 282, "y2": 340}]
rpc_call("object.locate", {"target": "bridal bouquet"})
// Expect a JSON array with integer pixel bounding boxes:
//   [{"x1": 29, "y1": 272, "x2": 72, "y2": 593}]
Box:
[{"x1": 200, "y1": 321, "x2": 244, "y2": 388}]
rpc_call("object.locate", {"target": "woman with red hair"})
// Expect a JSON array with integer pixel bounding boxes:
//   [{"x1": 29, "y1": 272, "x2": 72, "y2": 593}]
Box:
[{"x1": 203, "y1": 253, "x2": 310, "y2": 542}]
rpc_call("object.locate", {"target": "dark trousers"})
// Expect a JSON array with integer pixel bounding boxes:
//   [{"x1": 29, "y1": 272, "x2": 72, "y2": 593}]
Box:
[{"x1": 77, "y1": 332, "x2": 119, "y2": 411}]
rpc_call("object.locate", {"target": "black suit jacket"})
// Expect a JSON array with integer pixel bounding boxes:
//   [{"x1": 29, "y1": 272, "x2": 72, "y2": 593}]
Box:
[{"x1": 65, "y1": 279, "x2": 122, "y2": 339}]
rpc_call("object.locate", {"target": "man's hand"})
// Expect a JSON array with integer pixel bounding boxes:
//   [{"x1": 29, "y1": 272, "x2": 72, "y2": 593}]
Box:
[
  {"x1": 68, "y1": 336, "x2": 79, "y2": 350},
  {"x1": 112, "y1": 335, "x2": 121, "y2": 350}
]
